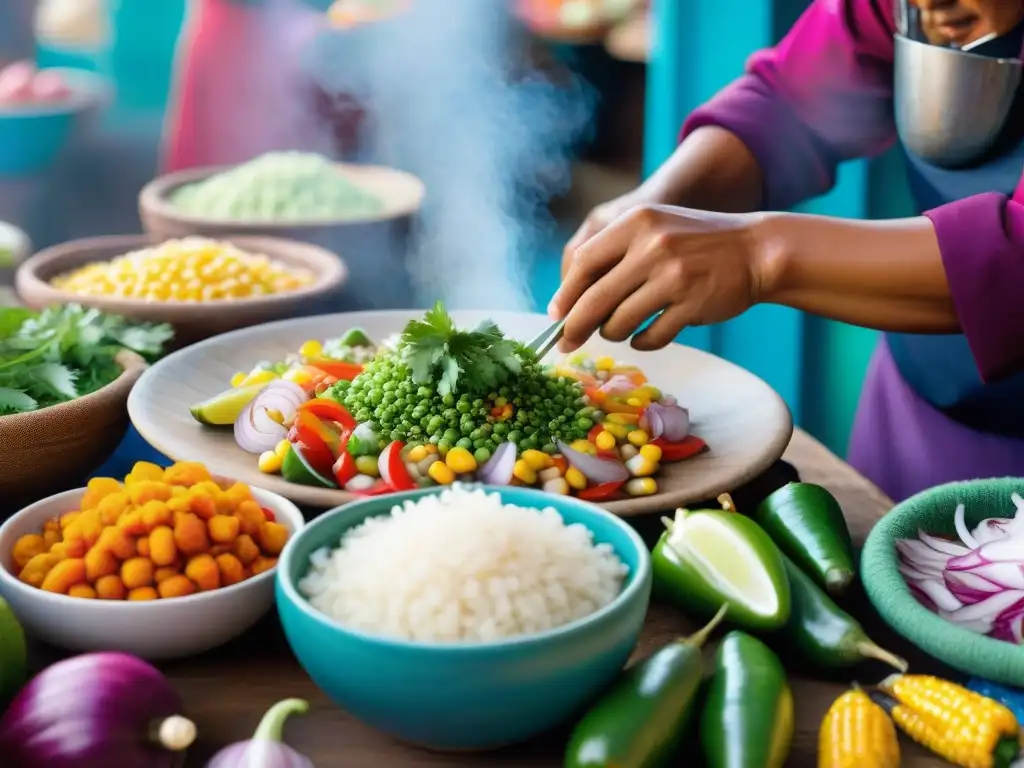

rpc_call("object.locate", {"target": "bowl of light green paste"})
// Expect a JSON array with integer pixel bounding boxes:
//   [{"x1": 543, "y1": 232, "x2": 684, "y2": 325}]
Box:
[{"x1": 140, "y1": 151, "x2": 425, "y2": 241}]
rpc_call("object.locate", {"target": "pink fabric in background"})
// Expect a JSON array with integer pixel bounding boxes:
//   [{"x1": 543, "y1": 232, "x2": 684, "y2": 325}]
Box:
[{"x1": 163, "y1": 0, "x2": 329, "y2": 172}]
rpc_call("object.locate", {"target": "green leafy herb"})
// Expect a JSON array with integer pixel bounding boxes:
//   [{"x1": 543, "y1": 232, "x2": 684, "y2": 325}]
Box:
[
  {"x1": 398, "y1": 301, "x2": 525, "y2": 396},
  {"x1": 0, "y1": 304, "x2": 173, "y2": 415}
]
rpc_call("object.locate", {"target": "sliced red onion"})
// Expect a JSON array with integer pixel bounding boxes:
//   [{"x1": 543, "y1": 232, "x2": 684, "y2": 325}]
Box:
[
  {"x1": 944, "y1": 572, "x2": 1002, "y2": 605},
  {"x1": 646, "y1": 402, "x2": 690, "y2": 442},
  {"x1": 908, "y1": 582, "x2": 939, "y2": 612},
  {"x1": 556, "y1": 440, "x2": 630, "y2": 484},
  {"x1": 948, "y1": 539, "x2": 1024, "y2": 571},
  {"x1": 898, "y1": 563, "x2": 937, "y2": 582},
  {"x1": 945, "y1": 570, "x2": 1002, "y2": 594},
  {"x1": 895, "y1": 538, "x2": 951, "y2": 571},
  {"x1": 954, "y1": 503, "x2": 979, "y2": 549},
  {"x1": 233, "y1": 382, "x2": 308, "y2": 455},
  {"x1": 478, "y1": 442, "x2": 516, "y2": 485},
  {"x1": 911, "y1": 579, "x2": 963, "y2": 612},
  {"x1": 939, "y1": 589, "x2": 1024, "y2": 632},
  {"x1": 598, "y1": 375, "x2": 636, "y2": 395},
  {"x1": 916, "y1": 529, "x2": 970, "y2": 557},
  {"x1": 661, "y1": 395, "x2": 678, "y2": 407},
  {"x1": 1013, "y1": 492, "x2": 1024, "y2": 515},
  {"x1": 645, "y1": 409, "x2": 665, "y2": 439},
  {"x1": 973, "y1": 518, "x2": 1012, "y2": 546}
]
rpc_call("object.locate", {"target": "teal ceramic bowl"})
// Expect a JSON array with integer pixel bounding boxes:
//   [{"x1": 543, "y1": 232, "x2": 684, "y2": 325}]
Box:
[
  {"x1": 862, "y1": 478, "x2": 1024, "y2": 686},
  {"x1": 0, "y1": 69, "x2": 110, "y2": 177},
  {"x1": 276, "y1": 484, "x2": 652, "y2": 750}
]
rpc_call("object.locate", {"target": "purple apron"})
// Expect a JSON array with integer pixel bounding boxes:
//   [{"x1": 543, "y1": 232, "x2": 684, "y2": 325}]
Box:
[{"x1": 847, "y1": 26, "x2": 1024, "y2": 500}]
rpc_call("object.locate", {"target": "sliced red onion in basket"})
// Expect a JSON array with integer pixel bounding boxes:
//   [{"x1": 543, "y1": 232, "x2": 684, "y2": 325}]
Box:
[
  {"x1": 556, "y1": 440, "x2": 630, "y2": 484},
  {"x1": 913, "y1": 579, "x2": 963, "y2": 612},
  {"x1": 478, "y1": 442, "x2": 516, "y2": 485},
  {"x1": 917, "y1": 529, "x2": 969, "y2": 557},
  {"x1": 954, "y1": 503, "x2": 979, "y2": 549},
  {"x1": 234, "y1": 381, "x2": 308, "y2": 455}
]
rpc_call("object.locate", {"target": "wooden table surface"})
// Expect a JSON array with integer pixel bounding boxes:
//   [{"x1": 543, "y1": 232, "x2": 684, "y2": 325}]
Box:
[{"x1": 23, "y1": 429, "x2": 952, "y2": 767}]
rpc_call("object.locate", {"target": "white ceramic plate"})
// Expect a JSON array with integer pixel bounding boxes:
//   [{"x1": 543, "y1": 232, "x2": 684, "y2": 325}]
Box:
[{"x1": 127, "y1": 310, "x2": 793, "y2": 515}]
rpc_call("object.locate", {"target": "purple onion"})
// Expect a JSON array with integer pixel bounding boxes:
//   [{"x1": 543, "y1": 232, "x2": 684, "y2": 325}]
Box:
[
  {"x1": 556, "y1": 440, "x2": 630, "y2": 484},
  {"x1": 478, "y1": 442, "x2": 516, "y2": 485},
  {"x1": 0, "y1": 652, "x2": 195, "y2": 768},
  {"x1": 646, "y1": 402, "x2": 690, "y2": 442},
  {"x1": 207, "y1": 699, "x2": 312, "y2": 768}
]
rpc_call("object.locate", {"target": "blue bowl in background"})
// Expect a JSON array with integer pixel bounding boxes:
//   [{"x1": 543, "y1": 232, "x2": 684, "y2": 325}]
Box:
[
  {"x1": 276, "y1": 484, "x2": 652, "y2": 751},
  {"x1": 0, "y1": 68, "x2": 110, "y2": 177}
]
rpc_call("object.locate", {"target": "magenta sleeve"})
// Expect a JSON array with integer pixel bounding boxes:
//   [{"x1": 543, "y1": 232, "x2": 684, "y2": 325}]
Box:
[
  {"x1": 924, "y1": 194, "x2": 1024, "y2": 382},
  {"x1": 681, "y1": 0, "x2": 897, "y2": 210}
]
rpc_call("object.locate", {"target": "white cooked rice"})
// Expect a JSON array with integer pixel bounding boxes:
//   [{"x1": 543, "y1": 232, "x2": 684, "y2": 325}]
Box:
[{"x1": 298, "y1": 486, "x2": 628, "y2": 643}]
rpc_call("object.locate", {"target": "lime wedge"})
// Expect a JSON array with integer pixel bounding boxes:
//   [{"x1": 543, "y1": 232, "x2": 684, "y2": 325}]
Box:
[
  {"x1": 654, "y1": 509, "x2": 791, "y2": 631},
  {"x1": 189, "y1": 384, "x2": 267, "y2": 426},
  {"x1": 671, "y1": 514, "x2": 780, "y2": 617}
]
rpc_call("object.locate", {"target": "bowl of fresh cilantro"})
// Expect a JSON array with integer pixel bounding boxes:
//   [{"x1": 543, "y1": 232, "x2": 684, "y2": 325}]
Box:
[{"x1": 0, "y1": 303, "x2": 172, "y2": 508}]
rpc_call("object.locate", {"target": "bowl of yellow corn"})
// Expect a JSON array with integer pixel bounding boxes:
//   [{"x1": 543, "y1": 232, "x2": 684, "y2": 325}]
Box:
[{"x1": 14, "y1": 234, "x2": 347, "y2": 347}]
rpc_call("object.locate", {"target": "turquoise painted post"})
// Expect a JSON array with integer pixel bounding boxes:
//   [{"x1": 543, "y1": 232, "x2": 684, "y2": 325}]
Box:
[{"x1": 643, "y1": 0, "x2": 804, "y2": 418}]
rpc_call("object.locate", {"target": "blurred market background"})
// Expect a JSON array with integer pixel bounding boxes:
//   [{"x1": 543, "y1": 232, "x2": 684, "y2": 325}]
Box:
[{"x1": 0, "y1": 0, "x2": 917, "y2": 459}]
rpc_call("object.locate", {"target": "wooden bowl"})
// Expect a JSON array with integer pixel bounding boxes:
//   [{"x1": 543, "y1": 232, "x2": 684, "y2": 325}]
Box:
[
  {"x1": 0, "y1": 350, "x2": 146, "y2": 511},
  {"x1": 138, "y1": 163, "x2": 425, "y2": 242},
  {"x1": 14, "y1": 234, "x2": 348, "y2": 347}
]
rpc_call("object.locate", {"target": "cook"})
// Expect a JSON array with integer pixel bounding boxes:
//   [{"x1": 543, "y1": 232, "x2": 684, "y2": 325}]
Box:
[{"x1": 551, "y1": 0, "x2": 1024, "y2": 502}]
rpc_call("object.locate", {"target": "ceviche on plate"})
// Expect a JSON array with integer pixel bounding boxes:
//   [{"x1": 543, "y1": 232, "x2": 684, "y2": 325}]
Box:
[{"x1": 188, "y1": 303, "x2": 708, "y2": 502}]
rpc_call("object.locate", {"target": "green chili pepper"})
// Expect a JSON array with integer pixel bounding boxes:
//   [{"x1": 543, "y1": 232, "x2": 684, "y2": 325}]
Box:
[{"x1": 563, "y1": 605, "x2": 727, "y2": 768}]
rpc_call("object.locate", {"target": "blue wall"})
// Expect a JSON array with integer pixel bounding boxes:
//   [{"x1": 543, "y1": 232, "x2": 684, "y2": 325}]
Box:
[{"x1": 644, "y1": 0, "x2": 915, "y2": 456}]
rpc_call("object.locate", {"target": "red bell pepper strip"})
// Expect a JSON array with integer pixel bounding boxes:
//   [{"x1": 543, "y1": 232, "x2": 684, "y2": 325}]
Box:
[
  {"x1": 353, "y1": 479, "x2": 396, "y2": 497},
  {"x1": 305, "y1": 359, "x2": 364, "y2": 381},
  {"x1": 261, "y1": 507, "x2": 276, "y2": 522},
  {"x1": 577, "y1": 481, "x2": 626, "y2": 502},
  {"x1": 332, "y1": 452, "x2": 359, "y2": 487},
  {"x1": 652, "y1": 435, "x2": 708, "y2": 463},
  {"x1": 378, "y1": 440, "x2": 416, "y2": 491},
  {"x1": 298, "y1": 398, "x2": 357, "y2": 432},
  {"x1": 289, "y1": 411, "x2": 340, "y2": 476},
  {"x1": 587, "y1": 425, "x2": 604, "y2": 443}
]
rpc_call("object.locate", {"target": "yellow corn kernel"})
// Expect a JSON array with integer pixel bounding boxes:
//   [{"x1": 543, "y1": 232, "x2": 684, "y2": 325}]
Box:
[
  {"x1": 565, "y1": 467, "x2": 587, "y2": 490},
  {"x1": 602, "y1": 422, "x2": 629, "y2": 440},
  {"x1": 406, "y1": 445, "x2": 428, "y2": 463},
  {"x1": 512, "y1": 459, "x2": 538, "y2": 485},
  {"x1": 354, "y1": 455, "x2": 379, "y2": 477},
  {"x1": 607, "y1": 413, "x2": 640, "y2": 425},
  {"x1": 428, "y1": 461, "x2": 456, "y2": 485},
  {"x1": 570, "y1": 439, "x2": 597, "y2": 456},
  {"x1": 625, "y1": 454, "x2": 658, "y2": 477},
  {"x1": 230, "y1": 372, "x2": 247, "y2": 387},
  {"x1": 258, "y1": 451, "x2": 283, "y2": 474},
  {"x1": 282, "y1": 368, "x2": 312, "y2": 386},
  {"x1": 594, "y1": 431, "x2": 617, "y2": 451},
  {"x1": 626, "y1": 429, "x2": 649, "y2": 447},
  {"x1": 423, "y1": 444, "x2": 438, "y2": 455},
  {"x1": 274, "y1": 439, "x2": 291, "y2": 459},
  {"x1": 625, "y1": 478, "x2": 657, "y2": 496},
  {"x1": 819, "y1": 688, "x2": 899, "y2": 768},
  {"x1": 521, "y1": 449, "x2": 553, "y2": 471},
  {"x1": 298, "y1": 340, "x2": 323, "y2": 358},
  {"x1": 445, "y1": 447, "x2": 478, "y2": 474},
  {"x1": 626, "y1": 397, "x2": 644, "y2": 408},
  {"x1": 242, "y1": 369, "x2": 278, "y2": 387},
  {"x1": 877, "y1": 674, "x2": 1019, "y2": 768},
  {"x1": 595, "y1": 356, "x2": 615, "y2": 371},
  {"x1": 639, "y1": 443, "x2": 663, "y2": 463}
]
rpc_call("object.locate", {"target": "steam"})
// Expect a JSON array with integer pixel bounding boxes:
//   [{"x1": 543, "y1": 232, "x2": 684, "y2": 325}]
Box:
[{"x1": 308, "y1": 0, "x2": 594, "y2": 311}]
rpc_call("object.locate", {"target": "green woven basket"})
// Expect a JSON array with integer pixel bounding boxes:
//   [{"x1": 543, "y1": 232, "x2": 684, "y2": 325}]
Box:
[{"x1": 862, "y1": 477, "x2": 1024, "y2": 687}]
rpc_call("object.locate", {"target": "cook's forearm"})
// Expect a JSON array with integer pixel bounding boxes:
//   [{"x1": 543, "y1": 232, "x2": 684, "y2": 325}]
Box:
[
  {"x1": 643, "y1": 127, "x2": 764, "y2": 213},
  {"x1": 752, "y1": 212, "x2": 960, "y2": 333}
]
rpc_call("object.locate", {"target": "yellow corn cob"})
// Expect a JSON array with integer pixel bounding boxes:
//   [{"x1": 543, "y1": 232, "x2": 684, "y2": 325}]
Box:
[
  {"x1": 874, "y1": 674, "x2": 1020, "y2": 768},
  {"x1": 819, "y1": 687, "x2": 900, "y2": 768}
]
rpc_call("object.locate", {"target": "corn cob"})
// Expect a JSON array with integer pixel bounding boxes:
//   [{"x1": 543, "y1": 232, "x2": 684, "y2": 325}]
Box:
[
  {"x1": 818, "y1": 686, "x2": 900, "y2": 768},
  {"x1": 870, "y1": 674, "x2": 1021, "y2": 768}
]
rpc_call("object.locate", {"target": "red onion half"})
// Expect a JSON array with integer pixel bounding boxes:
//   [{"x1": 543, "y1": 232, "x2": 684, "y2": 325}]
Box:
[
  {"x1": 234, "y1": 380, "x2": 309, "y2": 455},
  {"x1": 0, "y1": 652, "x2": 195, "y2": 768},
  {"x1": 645, "y1": 402, "x2": 690, "y2": 442}
]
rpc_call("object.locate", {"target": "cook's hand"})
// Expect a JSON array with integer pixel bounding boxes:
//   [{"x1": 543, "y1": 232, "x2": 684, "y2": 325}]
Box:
[
  {"x1": 550, "y1": 205, "x2": 766, "y2": 352},
  {"x1": 562, "y1": 188, "x2": 658, "y2": 278}
]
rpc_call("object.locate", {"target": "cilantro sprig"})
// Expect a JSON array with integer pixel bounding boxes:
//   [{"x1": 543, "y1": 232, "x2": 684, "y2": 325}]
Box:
[
  {"x1": 0, "y1": 304, "x2": 173, "y2": 415},
  {"x1": 398, "y1": 302, "x2": 526, "y2": 396}
]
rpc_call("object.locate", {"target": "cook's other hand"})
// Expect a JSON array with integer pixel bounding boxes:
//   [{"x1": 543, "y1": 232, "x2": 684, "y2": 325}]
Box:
[{"x1": 551, "y1": 205, "x2": 765, "y2": 353}]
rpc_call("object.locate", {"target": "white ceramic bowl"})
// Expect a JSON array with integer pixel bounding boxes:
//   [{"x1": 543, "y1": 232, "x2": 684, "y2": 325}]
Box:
[{"x1": 0, "y1": 480, "x2": 305, "y2": 660}]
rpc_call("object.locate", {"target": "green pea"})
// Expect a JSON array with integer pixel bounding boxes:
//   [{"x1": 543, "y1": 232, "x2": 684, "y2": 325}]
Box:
[
  {"x1": 456, "y1": 399, "x2": 471, "y2": 413},
  {"x1": 456, "y1": 437, "x2": 474, "y2": 450},
  {"x1": 442, "y1": 393, "x2": 455, "y2": 406},
  {"x1": 507, "y1": 430, "x2": 522, "y2": 444},
  {"x1": 493, "y1": 423, "x2": 508, "y2": 436},
  {"x1": 474, "y1": 447, "x2": 491, "y2": 464}
]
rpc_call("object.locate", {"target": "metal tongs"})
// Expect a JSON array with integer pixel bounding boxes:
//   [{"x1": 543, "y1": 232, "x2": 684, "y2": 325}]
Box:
[{"x1": 526, "y1": 319, "x2": 565, "y2": 360}]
